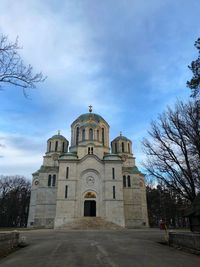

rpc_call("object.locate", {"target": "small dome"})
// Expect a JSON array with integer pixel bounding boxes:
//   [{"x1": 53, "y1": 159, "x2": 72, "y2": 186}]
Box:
[
  {"x1": 112, "y1": 135, "x2": 131, "y2": 142},
  {"x1": 48, "y1": 134, "x2": 67, "y2": 141},
  {"x1": 72, "y1": 113, "x2": 109, "y2": 127},
  {"x1": 111, "y1": 134, "x2": 132, "y2": 154},
  {"x1": 46, "y1": 133, "x2": 69, "y2": 154}
]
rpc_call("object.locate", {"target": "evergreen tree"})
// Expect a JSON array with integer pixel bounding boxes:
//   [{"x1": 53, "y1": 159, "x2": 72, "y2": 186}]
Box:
[{"x1": 187, "y1": 38, "x2": 200, "y2": 98}]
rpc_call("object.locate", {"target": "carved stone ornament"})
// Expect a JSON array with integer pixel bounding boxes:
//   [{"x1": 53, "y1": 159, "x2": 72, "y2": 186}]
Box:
[
  {"x1": 52, "y1": 154, "x2": 59, "y2": 161},
  {"x1": 86, "y1": 176, "x2": 95, "y2": 186},
  {"x1": 34, "y1": 180, "x2": 39, "y2": 186},
  {"x1": 139, "y1": 181, "x2": 144, "y2": 187},
  {"x1": 121, "y1": 154, "x2": 128, "y2": 162}
]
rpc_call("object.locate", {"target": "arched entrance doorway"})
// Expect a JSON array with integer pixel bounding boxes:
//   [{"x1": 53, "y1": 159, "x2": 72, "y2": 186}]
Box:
[
  {"x1": 84, "y1": 200, "x2": 96, "y2": 216},
  {"x1": 84, "y1": 192, "x2": 96, "y2": 217}
]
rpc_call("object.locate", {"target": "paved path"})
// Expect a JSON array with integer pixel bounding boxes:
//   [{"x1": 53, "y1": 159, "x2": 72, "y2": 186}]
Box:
[{"x1": 0, "y1": 229, "x2": 200, "y2": 267}]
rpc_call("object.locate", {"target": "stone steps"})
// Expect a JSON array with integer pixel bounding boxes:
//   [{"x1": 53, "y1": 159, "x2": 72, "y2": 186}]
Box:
[{"x1": 60, "y1": 217, "x2": 123, "y2": 230}]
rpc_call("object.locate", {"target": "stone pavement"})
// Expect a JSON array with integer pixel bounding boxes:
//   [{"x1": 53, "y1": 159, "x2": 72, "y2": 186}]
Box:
[{"x1": 0, "y1": 229, "x2": 200, "y2": 267}]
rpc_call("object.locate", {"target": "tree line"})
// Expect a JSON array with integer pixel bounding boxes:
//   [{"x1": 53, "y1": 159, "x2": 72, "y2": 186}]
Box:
[
  {"x1": 146, "y1": 183, "x2": 190, "y2": 228},
  {"x1": 0, "y1": 175, "x2": 30, "y2": 227}
]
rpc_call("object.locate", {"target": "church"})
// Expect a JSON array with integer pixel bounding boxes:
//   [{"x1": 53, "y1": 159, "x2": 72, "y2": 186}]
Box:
[{"x1": 28, "y1": 107, "x2": 148, "y2": 228}]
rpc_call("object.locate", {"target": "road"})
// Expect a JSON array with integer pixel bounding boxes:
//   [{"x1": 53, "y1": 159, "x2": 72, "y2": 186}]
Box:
[{"x1": 0, "y1": 229, "x2": 200, "y2": 267}]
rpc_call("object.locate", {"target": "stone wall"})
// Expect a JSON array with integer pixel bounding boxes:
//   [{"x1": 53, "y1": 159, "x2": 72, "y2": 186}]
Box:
[
  {"x1": 169, "y1": 232, "x2": 200, "y2": 252},
  {"x1": 0, "y1": 231, "x2": 19, "y2": 257}
]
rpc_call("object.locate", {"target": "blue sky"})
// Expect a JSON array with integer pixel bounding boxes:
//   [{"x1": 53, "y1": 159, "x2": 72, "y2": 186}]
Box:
[{"x1": 0, "y1": 0, "x2": 199, "y2": 178}]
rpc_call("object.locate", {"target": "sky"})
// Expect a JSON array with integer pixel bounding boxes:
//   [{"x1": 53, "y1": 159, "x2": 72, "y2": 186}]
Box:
[{"x1": 0, "y1": 0, "x2": 199, "y2": 179}]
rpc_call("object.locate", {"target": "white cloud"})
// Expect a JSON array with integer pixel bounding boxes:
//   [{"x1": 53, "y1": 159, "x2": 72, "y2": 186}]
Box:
[{"x1": 0, "y1": 132, "x2": 46, "y2": 178}]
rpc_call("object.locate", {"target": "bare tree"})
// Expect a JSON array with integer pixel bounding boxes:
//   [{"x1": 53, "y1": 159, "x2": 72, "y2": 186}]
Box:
[
  {"x1": 142, "y1": 100, "x2": 200, "y2": 202},
  {"x1": 0, "y1": 34, "x2": 46, "y2": 96}
]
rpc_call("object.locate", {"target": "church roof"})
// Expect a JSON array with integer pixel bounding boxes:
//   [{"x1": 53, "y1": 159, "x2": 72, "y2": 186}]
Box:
[
  {"x1": 103, "y1": 153, "x2": 122, "y2": 161},
  {"x1": 59, "y1": 152, "x2": 78, "y2": 160},
  {"x1": 122, "y1": 166, "x2": 143, "y2": 175},
  {"x1": 71, "y1": 113, "x2": 109, "y2": 127},
  {"x1": 79, "y1": 122, "x2": 99, "y2": 128}
]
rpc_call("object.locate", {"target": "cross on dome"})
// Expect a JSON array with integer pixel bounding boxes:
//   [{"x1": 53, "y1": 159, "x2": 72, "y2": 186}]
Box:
[{"x1": 89, "y1": 105, "x2": 93, "y2": 113}]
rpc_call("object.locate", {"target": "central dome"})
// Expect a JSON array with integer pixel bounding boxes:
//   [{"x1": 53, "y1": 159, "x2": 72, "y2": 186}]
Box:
[{"x1": 71, "y1": 113, "x2": 109, "y2": 127}]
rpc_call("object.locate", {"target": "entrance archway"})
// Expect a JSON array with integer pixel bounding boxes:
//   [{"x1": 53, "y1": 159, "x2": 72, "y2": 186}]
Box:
[{"x1": 84, "y1": 200, "x2": 96, "y2": 216}]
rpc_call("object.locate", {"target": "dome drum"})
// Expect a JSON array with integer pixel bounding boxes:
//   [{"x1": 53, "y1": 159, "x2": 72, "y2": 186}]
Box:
[{"x1": 70, "y1": 113, "x2": 109, "y2": 148}]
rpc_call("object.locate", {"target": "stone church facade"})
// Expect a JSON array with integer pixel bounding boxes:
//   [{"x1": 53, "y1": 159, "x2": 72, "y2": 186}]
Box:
[{"x1": 28, "y1": 109, "x2": 148, "y2": 228}]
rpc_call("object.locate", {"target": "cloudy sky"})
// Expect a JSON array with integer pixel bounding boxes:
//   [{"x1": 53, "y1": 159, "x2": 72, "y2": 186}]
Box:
[{"x1": 0, "y1": 0, "x2": 199, "y2": 179}]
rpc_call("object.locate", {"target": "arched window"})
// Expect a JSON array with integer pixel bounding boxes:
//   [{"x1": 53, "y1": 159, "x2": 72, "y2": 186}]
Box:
[
  {"x1": 82, "y1": 129, "x2": 85, "y2": 141},
  {"x1": 127, "y1": 175, "x2": 131, "y2": 187},
  {"x1": 66, "y1": 167, "x2": 69, "y2": 179},
  {"x1": 88, "y1": 147, "x2": 93, "y2": 154},
  {"x1": 89, "y1": 128, "x2": 93, "y2": 140},
  {"x1": 112, "y1": 168, "x2": 115, "y2": 179},
  {"x1": 62, "y1": 142, "x2": 65, "y2": 152},
  {"x1": 122, "y1": 142, "x2": 124, "y2": 153},
  {"x1": 115, "y1": 143, "x2": 117, "y2": 153},
  {"x1": 123, "y1": 175, "x2": 126, "y2": 187},
  {"x1": 97, "y1": 130, "x2": 99, "y2": 141},
  {"x1": 48, "y1": 175, "x2": 51, "y2": 187},
  {"x1": 76, "y1": 127, "x2": 79, "y2": 145},
  {"x1": 128, "y1": 143, "x2": 130, "y2": 153},
  {"x1": 113, "y1": 186, "x2": 116, "y2": 199},
  {"x1": 102, "y1": 128, "x2": 105, "y2": 145},
  {"x1": 52, "y1": 174, "x2": 56, "y2": 186},
  {"x1": 65, "y1": 185, "x2": 68, "y2": 198},
  {"x1": 49, "y1": 141, "x2": 51, "y2": 152},
  {"x1": 55, "y1": 141, "x2": 58, "y2": 152}
]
